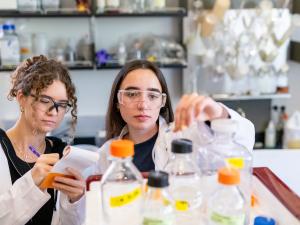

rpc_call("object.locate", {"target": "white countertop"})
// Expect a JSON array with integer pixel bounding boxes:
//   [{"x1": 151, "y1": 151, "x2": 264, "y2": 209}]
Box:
[{"x1": 253, "y1": 149, "x2": 300, "y2": 196}]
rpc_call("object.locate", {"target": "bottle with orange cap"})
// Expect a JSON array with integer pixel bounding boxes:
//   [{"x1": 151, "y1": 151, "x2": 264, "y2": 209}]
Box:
[
  {"x1": 206, "y1": 167, "x2": 246, "y2": 225},
  {"x1": 100, "y1": 139, "x2": 143, "y2": 225}
]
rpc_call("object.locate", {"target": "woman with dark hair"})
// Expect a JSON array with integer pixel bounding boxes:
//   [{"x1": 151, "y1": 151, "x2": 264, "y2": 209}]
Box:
[
  {"x1": 0, "y1": 56, "x2": 85, "y2": 225},
  {"x1": 98, "y1": 59, "x2": 255, "y2": 172}
]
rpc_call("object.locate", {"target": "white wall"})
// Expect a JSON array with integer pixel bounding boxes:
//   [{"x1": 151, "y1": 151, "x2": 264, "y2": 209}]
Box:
[{"x1": 0, "y1": 16, "x2": 184, "y2": 135}]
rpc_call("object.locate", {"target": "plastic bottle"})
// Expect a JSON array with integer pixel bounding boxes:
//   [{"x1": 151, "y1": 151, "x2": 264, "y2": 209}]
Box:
[
  {"x1": 0, "y1": 23, "x2": 20, "y2": 66},
  {"x1": 254, "y1": 216, "x2": 276, "y2": 225},
  {"x1": 207, "y1": 167, "x2": 246, "y2": 225},
  {"x1": 276, "y1": 106, "x2": 288, "y2": 147},
  {"x1": 264, "y1": 120, "x2": 276, "y2": 149},
  {"x1": 117, "y1": 41, "x2": 127, "y2": 65},
  {"x1": 142, "y1": 170, "x2": 174, "y2": 225},
  {"x1": 164, "y1": 138, "x2": 203, "y2": 225},
  {"x1": 100, "y1": 140, "x2": 143, "y2": 225},
  {"x1": 203, "y1": 119, "x2": 252, "y2": 224},
  {"x1": 17, "y1": 0, "x2": 39, "y2": 12}
]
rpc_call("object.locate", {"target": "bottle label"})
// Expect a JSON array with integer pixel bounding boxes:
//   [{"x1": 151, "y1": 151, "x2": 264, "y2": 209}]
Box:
[
  {"x1": 175, "y1": 200, "x2": 189, "y2": 211},
  {"x1": 0, "y1": 39, "x2": 20, "y2": 65},
  {"x1": 109, "y1": 187, "x2": 141, "y2": 207},
  {"x1": 210, "y1": 212, "x2": 245, "y2": 225},
  {"x1": 143, "y1": 217, "x2": 172, "y2": 225},
  {"x1": 225, "y1": 157, "x2": 244, "y2": 169}
]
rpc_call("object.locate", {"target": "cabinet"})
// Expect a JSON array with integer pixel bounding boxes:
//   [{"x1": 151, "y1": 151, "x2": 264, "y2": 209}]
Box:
[
  {"x1": 0, "y1": 0, "x2": 188, "y2": 71},
  {"x1": 0, "y1": 0, "x2": 188, "y2": 139}
]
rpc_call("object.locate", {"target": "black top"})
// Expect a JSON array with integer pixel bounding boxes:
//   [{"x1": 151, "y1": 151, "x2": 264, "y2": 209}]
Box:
[
  {"x1": 0, "y1": 128, "x2": 66, "y2": 225},
  {"x1": 133, "y1": 132, "x2": 158, "y2": 172},
  {"x1": 147, "y1": 170, "x2": 169, "y2": 188}
]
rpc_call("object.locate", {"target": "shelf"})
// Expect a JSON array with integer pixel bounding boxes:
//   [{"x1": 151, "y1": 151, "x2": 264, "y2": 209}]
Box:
[
  {"x1": 95, "y1": 8, "x2": 187, "y2": 17},
  {"x1": 96, "y1": 62, "x2": 187, "y2": 69},
  {"x1": 212, "y1": 93, "x2": 291, "y2": 101},
  {"x1": 0, "y1": 63, "x2": 94, "y2": 72},
  {"x1": 0, "y1": 10, "x2": 91, "y2": 18}
]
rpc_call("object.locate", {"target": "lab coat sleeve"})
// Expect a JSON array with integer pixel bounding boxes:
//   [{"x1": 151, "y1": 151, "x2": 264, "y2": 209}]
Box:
[
  {"x1": 83, "y1": 140, "x2": 111, "y2": 178},
  {"x1": 56, "y1": 192, "x2": 85, "y2": 225},
  {"x1": 0, "y1": 170, "x2": 50, "y2": 225},
  {"x1": 224, "y1": 104, "x2": 255, "y2": 151}
]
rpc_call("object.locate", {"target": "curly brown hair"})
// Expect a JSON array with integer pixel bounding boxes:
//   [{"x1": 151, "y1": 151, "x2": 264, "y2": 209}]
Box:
[{"x1": 8, "y1": 55, "x2": 78, "y2": 134}]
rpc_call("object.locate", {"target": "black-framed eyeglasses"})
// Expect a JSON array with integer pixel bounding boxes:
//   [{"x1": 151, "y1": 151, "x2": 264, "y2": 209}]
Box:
[{"x1": 30, "y1": 94, "x2": 72, "y2": 114}]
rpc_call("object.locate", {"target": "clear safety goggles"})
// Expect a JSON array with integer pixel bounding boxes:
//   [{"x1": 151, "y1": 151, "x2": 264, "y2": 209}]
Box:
[{"x1": 117, "y1": 90, "x2": 167, "y2": 109}]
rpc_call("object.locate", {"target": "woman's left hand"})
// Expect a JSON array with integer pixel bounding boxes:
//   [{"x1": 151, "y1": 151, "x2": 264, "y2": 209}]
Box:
[
  {"x1": 174, "y1": 93, "x2": 229, "y2": 132},
  {"x1": 53, "y1": 167, "x2": 86, "y2": 203}
]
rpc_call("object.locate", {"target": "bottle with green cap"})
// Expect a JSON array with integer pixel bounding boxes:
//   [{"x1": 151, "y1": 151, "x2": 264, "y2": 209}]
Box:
[
  {"x1": 164, "y1": 138, "x2": 203, "y2": 225},
  {"x1": 142, "y1": 170, "x2": 174, "y2": 225},
  {"x1": 206, "y1": 167, "x2": 246, "y2": 225},
  {"x1": 100, "y1": 139, "x2": 143, "y2": 225}
]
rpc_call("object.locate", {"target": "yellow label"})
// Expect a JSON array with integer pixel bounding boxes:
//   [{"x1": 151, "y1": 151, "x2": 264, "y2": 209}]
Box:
[
  {"x1": 110, "y1": 187, "x2": 141, "y2": 207},
  {"x1": 175, "y1": 200, "x2": 189, "y2": 211},
  {"x1": 226, "y1": 157, "x2": 244, "y2": 169}
]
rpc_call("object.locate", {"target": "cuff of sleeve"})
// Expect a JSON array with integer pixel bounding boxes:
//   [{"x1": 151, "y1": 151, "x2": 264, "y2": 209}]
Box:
[
  {"x1": 59, "y1": 192, "x2": 86, "y2": 224},
  {"x1": 60, "y1": 192, "x2": 85, "y2": 209},
  {"x1": 12, "y1": 170, "x2": 50, "y2": 201}
]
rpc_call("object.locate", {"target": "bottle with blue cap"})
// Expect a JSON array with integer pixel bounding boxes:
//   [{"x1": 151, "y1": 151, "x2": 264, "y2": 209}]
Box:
[
  {"x1": 0, "y1": 22, "x2": 20, "y2": 66},
  {"x1": 254, "y1": 216, "x2": 276, "y2": 225},
  {"x1": 164, "y1": 138, "x2": 203, "y2": 225}
]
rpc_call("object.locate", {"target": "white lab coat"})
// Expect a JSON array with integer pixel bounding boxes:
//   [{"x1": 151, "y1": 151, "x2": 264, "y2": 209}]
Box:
[
  {"x1": 0, "y1": 144, "x2": 85, "y2": 225},
  {"x1": 94, "y1": 106, "x2": 255, "y2": 174}
]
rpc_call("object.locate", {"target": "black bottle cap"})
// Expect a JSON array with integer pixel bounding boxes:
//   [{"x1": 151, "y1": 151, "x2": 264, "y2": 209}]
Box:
[
  {"x1": 171, "y1": 138, "x2": 192, "y2": 154},
  {"x1": 147, "y1": 170, "x2": 169, "y2": 188}
]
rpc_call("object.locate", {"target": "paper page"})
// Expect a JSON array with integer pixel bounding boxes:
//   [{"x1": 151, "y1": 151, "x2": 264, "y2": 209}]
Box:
[{"x1": 51, "y1": 145, "x2": 99, "y2": 173}]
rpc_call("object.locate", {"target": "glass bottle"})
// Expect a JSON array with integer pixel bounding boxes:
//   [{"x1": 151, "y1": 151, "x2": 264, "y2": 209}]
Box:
[
  {"x1": 142, "y1": 170, "x2": 174, "y2": 225},
  {"x1": 207, "y1": 167, "x2": 246, "y2": 225},
  {"x1": 0, "y1": 23, "x2": 20, "y2": 66},
  {"x1": 164, "y1": 138, "x2": 203, "y2": 225},
  {"x1": 204, "y1": 119, "x2": 252, "y2": 224},
  {"x1": 100, "y1": 140, "x2": 143, "y2": 225}
]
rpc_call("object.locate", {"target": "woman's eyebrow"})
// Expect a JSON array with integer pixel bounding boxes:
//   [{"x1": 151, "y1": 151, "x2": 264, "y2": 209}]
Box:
[
  {"x1": 123, "y1": 87, "x2": 161, "y2": 93},
  {"x1": 39, "y1": 94, "x2": 69, "y2": 102}
]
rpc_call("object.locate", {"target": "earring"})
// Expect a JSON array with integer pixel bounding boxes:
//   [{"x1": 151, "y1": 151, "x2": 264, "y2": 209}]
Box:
[{"x1": 20, "y1": 107, "x2": 24, "y2": 113}]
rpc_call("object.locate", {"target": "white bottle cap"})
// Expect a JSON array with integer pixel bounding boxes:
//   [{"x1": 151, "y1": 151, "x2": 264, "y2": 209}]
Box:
[{"x1": 211, "y1": 119, "x2": 238, "y2": 133}]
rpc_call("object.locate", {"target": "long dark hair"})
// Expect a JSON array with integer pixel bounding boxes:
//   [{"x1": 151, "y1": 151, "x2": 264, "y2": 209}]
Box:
[{"x1": 105, "y1": 60, "x2": 174, "y2": 140}]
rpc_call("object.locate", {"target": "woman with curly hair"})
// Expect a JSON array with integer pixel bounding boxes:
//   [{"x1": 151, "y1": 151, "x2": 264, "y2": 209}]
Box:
[{"x1": 0, "y1": 55, "x2": 85, "y2": 225}]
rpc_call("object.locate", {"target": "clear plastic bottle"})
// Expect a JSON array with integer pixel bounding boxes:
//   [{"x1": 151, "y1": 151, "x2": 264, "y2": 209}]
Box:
[
  {"x1": 0, "y1": 23, "x2": 20, "y2": 66},
  {"x1": 142, "y1": 170, "x2": 174, "y2": 225},
  {"x1": 100, "y1": 140, "x2": 143, "y2": 225},
  {"x1": 207, "y1": 167, "x2": 246, "y2": 225},
  {"x1": 164, "y1": 138, "x2": 203, "y2": 225},
  {"x1": 204, "y1": 119, "x2": 252, "y2": 224}
]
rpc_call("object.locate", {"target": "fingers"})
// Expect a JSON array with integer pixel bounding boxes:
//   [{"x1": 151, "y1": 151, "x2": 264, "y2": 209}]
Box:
[
  {"x1": 174, "y1": 94, "x2": 228, "y2": 132},
  {"x1": 31, "y1": 153, "x2": 59, "y2": 187},
  {"x1": 174, "y1": 93, "x2": 205, "y2": 131},
  {"x1": 174, "y1": 93, "x2": 198, "y2": 131},
  {"x1": 53, "y1": 168, "x2": 86, "y2": 203},
  {"x1": 37, "y1": 153, "x2": 59, "y2": 165}
]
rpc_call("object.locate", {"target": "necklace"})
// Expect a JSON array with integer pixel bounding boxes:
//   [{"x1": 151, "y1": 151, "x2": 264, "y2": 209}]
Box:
[{"x1": 10, "y1": 138, "x2": 45, "y2": 163}]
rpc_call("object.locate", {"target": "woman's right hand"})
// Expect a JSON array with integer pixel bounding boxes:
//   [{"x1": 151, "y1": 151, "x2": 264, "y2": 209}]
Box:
[{"x1": 31, "y1": 153, "x2": 59, "y2": 189}]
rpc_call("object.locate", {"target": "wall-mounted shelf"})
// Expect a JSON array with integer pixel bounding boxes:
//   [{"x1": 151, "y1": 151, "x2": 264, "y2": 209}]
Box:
[
  {"x1": 96, "y1": 62, "x2": 187, "y2": 70},
  {"x1": 0, "y1": 63, "x2": 94, "y2": 72},
  {"x1": 94, "y1": 9, "x2": 187, "y2": 17},
  {"x1": 213, "y1": 93, "x2": 291, "y2": 101},
  {"x1": 0, "y1": 9, "x2": 186, "y2": 18},
  {"x1": 0, "y1": 10, "x2": 91, "y2": 18}
]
